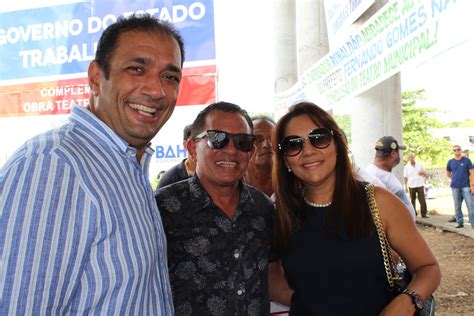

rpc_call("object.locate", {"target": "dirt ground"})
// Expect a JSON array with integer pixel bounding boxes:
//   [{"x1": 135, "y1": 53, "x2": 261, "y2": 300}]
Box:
[{"x1": 418, "y1": 224, "x2": 474, "y2": 315}]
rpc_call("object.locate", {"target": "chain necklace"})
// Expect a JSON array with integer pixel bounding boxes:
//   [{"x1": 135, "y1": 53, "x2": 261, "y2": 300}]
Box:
[{"x1": 303, "y1": 196, "x2": 332, "y2": 208}]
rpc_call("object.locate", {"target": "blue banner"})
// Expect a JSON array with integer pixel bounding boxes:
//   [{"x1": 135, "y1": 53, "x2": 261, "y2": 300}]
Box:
[{"x1": 0, "y1": 0, "x2": 215, "y2": 81}]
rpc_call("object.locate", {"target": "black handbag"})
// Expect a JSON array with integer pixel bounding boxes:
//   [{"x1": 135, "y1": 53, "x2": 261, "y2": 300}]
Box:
[{"x1": 365, "y1": 184, "x2": 435, "y2": 316}]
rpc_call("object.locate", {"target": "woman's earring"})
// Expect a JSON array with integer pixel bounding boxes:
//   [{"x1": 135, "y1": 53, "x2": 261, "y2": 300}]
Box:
[{"x1": 287, "y1": 166, "x2": 292, "y2": 172}]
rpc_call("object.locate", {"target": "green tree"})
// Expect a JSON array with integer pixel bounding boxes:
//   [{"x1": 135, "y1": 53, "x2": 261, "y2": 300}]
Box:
[
  {"x1": 402, "y1": 89, "x2": 451, "y2": 167},
  {"x1": 445, "y1": 119, "x2": 474, "y2": 128},
  {"x1": 334, "y1": 114, "x2": 351, "y2": 144}
]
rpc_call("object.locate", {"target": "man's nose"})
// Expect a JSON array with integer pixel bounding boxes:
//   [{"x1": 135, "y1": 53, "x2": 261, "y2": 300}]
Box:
[{"x1": 141, "y1": 75, "x2": 166, "y2": 100}]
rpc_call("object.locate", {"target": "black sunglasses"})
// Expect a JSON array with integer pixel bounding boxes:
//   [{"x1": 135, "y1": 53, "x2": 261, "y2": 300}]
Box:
[
  {"x1": 278, "y1": 128, "x2": 334, "y2": 157},
  {"x1": 194, "y1": 130, "x2": 256, "y2": 152}
]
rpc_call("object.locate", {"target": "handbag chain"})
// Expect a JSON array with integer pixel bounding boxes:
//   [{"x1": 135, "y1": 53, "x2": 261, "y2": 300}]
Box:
[{"x1": 365, "y1": 184, "x2": 402, "y2": 288}]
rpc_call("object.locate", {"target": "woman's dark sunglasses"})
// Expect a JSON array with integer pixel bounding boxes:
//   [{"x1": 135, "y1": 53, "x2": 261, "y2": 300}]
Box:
[
  {"x1": 194, "y1": 130, "x2": 256, "y2": 152},
  {"x1": 278, "y1": 128, "x2": 334, "y2": 157}
]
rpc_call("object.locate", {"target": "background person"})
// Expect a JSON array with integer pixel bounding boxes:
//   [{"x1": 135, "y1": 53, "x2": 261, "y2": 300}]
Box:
[
  {"x1": 0, "y1": 14, "x2": 184, "y2": 314},
  {"x1": 243, "y1": 115, "x2": 276, "y2": 198},
  {"x1": 446, "y1": 145, "x2": 474, "y2": 229},
  {"x1": 365, "y1": 136, "x2": 416, "y2": 221},
  {"x1": 155, "y1": 102, "x2": 274, "y2": 315},
  {"x1": 155, "y1": 124, "x2": 196, "y2": 190},
  {"x1": 404, "y1": 153, "x2": 429, "y2": 218},
  {"x1": 340, "y1": 130, "x2": 385, "y2": 188},
  {"x1": 269, "y1": 102, "x2": 441, "y2": 315}
]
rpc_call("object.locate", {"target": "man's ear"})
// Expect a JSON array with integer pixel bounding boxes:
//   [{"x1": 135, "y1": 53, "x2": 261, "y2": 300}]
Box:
[
  {"x1": 88, "y1": 61, "x2": 102, "y2": 97},
  {"x1": 186, "y1": 139, "x2": 198, "y2": 162}
]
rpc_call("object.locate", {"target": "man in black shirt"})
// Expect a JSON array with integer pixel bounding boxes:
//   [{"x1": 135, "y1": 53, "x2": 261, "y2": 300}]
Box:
[{"x1": 155, "y1": 102, "x2": 274, "y2": 315}]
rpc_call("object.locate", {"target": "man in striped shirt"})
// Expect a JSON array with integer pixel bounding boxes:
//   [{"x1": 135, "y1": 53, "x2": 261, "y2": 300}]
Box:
[{"x1": 0, "y1": 14, "x2": 183, "y2": 314}]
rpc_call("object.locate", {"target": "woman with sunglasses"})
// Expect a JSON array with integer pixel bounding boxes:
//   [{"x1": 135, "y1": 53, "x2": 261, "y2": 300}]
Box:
[{"x1": 269, "y1": 102, "x2": 440, "y2": 315}]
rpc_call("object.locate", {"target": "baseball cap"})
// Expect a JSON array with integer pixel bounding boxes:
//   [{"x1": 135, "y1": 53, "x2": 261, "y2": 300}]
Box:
[{"x1": 374, "y1": 136, "x2": 407, "y2": 152}]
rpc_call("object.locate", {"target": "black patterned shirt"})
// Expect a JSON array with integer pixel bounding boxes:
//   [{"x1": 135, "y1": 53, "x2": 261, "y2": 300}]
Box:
[{"x1": 155, "y1": 176, "x2": 274, "y2": 316}]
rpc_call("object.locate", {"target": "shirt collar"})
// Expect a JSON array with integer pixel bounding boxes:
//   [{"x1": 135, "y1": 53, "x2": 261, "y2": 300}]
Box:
[
  {"x1": 188, "y1": 175, "x2": 252, "y2": 211},
  {"x1": 69, "y1": 106, "x2": 154, "y2": 161}
]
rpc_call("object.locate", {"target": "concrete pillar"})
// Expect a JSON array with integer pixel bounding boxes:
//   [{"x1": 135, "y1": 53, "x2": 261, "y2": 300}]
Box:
[
  {"x1": 295, "y1": 0, "x2": 329, "y2": 76},
  {"x1": 351, "y1": 75, "x2": 403, "y2": 178},
  {"x1": 349, "y1": 0, "x2": 404, "y2": 180},
  {"x1": 273, "y1": 0, "x2": 297, "y2": 93}
]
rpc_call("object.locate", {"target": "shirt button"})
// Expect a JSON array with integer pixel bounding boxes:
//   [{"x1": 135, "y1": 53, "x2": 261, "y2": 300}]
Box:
[
  {"x1": 237, "y1": 290, "x2": 243, "y2": 295},
  {"x1": 234, "y1": 253, "x2": 240, "y2": 259}
]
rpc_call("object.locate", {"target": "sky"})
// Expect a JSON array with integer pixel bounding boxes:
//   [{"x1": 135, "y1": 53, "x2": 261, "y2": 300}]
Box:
[
  {"x1": 213, "y1": 0, "x2": 275, "y2": 115},
  {"x1": 401, "y1": 38, "x2": 473, "y2": 123}
]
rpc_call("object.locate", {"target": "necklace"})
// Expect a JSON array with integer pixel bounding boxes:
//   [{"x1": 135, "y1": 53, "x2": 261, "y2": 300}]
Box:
[{"x1": 303, "y1": 196, "x2": 332, "y2": 208}]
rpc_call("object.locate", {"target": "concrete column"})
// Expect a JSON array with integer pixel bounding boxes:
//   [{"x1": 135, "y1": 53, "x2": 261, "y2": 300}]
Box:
[
  {"x1": 349, "y1": 0, "x2": 404, "y2": 180},
  {"x1": 273, "y1": 0, "x2": 297, "y2": 93},
  {"x1": 295, "y1": 0, "x2": 329, "y2": 77},
  {"x1": 351, "y1": 75, "x2": 403, "y2": 178}
]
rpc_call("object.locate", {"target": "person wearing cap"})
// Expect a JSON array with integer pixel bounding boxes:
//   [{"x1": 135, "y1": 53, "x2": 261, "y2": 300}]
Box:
[{"x1": 365, "y1": 136, "x2": 416, "y2": 220}]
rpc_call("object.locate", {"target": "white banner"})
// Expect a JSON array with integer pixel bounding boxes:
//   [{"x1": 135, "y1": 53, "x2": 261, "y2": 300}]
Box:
[
  {"x1": 324, "y1": 0, "x2": 375, "y2": 48},
  {"x1": 277, "y1": 0, "x2": 472, "y2": 110}
]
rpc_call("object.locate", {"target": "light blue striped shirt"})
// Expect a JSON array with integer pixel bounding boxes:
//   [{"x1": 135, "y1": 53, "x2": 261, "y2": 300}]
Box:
[{"x1": 0, "y1": 106, "x2": 174, "y2": 315}]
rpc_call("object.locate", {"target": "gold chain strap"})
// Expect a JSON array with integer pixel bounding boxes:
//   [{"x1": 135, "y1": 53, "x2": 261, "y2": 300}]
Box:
[{"x1": 365, "y1": 184, "x2": 400, "y2": 288}]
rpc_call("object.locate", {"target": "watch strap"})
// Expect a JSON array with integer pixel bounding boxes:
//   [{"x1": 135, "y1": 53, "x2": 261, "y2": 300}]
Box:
[{"x1": 402, "y1": 288, "x2": 424, "y2": 310}]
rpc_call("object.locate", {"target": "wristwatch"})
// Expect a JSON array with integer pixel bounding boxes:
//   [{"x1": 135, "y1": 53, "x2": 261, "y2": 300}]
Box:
[{"x1": 402, "y1": 288, "x2": 424, "y2": 310}]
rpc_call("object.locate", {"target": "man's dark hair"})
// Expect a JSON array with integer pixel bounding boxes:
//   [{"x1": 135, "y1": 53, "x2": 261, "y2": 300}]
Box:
[
  {"x1": 95, "y1": 13, "x2": 185, "y2": 79},
  {"x1": 251, "y1": 115, "x2": 275, "y2": 125},
  {"x1": 190, "y1": 101, "x2": 253, "y2": 138},
  {"x1": 183, "y1": 124, "x2": 193, "y2": 140}
]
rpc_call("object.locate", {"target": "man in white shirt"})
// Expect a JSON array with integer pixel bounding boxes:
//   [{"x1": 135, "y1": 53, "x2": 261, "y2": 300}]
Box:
[
  {"x1": 365, "y1": 136, "x2": 416, "y2": 221},
  {"x1": 404, "y1": 153, "x2": 428, "y2": 218}
]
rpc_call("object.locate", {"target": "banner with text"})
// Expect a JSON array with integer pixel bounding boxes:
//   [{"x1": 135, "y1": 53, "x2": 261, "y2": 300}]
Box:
[
  {"x1": 0, "y1": 0, "x2": 216, "y2": 117},
  {"x1": 277, "y1": 0, "x2": 472, "y2": 111},
  {"x1": 0, "y1": 0, "x2": 216, "y2": 170},
  {"x1": 324, "y1": 0, "x2": 375, "y2": 48}
]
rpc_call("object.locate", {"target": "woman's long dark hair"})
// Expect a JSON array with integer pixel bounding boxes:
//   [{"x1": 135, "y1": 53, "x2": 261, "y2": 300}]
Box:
[{"x1": 272, "y1": 102, "x2": 373, "y2": 255}]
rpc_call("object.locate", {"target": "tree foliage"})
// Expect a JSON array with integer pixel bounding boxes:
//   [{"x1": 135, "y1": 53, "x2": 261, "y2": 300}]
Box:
[
  {"x1": 445, "y1": 119, "x2": 474, "y2": 128},
  {"x1": 402, "y1": 89, "x2": 451, "y2": 167},
  {"x1": 334, "y1": 114, "x2": 351, "y2": 144}
]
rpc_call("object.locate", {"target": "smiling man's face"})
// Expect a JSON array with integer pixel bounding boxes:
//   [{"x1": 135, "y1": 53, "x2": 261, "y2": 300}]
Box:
[{"x1": 88, "y1": 30, "x2": 182, "y2": 158}]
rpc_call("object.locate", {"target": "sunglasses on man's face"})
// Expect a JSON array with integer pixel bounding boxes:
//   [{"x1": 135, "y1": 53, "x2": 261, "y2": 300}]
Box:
[
  {"x1": 278, "y1": 128, "x2": 334, "y2": 157},
  {"x1": 194, "y1": 130, "x2": 256, "y2": 152},
  {"x1": 453, "y1": 148, "x2": 461, "y2": 152}
]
